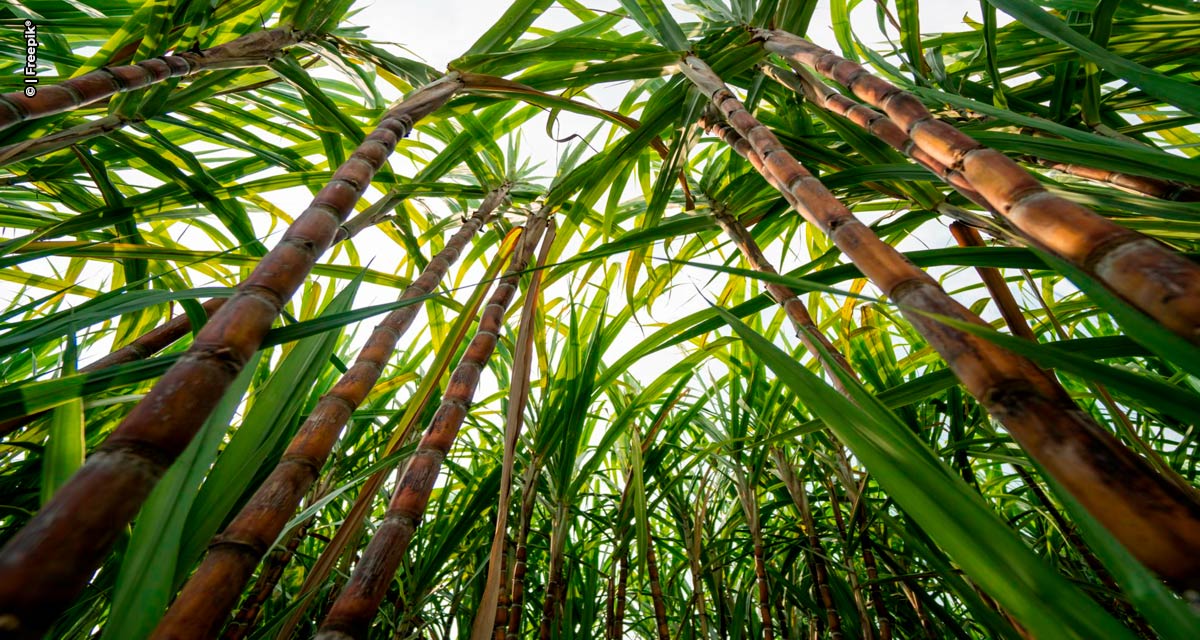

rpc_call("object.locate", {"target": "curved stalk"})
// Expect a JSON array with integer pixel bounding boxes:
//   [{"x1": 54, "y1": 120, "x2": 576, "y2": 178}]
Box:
[
  {"x1": 151, "y1": 185, "x2": 507, "y2": 640},
  {"x1": 756, "y1": 29, "x2": 1200, "y2": 344},
  {"x1": 0, "y1": 29, "x2": 301, "y2": 134},
  {"x1": 680, "y1": 54, "x2": 1200, "y2": 588},
  {"x1": 0, "y1": 73, "x2": 464, "y2": 638},
  {"x1": 314, "y1": 212, "x2": 551, "y2": 639}
]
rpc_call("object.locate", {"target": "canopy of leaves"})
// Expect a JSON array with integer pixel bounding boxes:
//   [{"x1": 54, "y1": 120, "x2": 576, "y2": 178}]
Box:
[{"x1": 1, "y1": 0, "x2": 1198, "y2": 638}]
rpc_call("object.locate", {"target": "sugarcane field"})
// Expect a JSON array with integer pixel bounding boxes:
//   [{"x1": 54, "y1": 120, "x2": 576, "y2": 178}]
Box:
[{"x1": 1, "y1": 0, "x2": 1199, "y2": 638}]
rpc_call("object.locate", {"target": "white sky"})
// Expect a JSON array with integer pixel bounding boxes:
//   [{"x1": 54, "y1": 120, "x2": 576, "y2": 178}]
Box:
[
  {"x1": 353, "y1": 1, "x2": 986, "y2": 70},
  {"x1": 324, "y1": 0, "x2": 1001, "y2": 388},
  {"x1": 14, "y1": 2, "x2": 1013, "y2": 412}
]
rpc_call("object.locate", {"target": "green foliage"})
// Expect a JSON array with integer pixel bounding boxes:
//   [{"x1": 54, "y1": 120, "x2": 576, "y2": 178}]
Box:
[{"x1": 1, "y1": 1, "x2": 1199, "y2": 639}]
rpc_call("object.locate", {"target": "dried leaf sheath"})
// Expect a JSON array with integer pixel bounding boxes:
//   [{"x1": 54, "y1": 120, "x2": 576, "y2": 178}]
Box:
[
  {"x1": 0, "y1": 29, "x2": 300, "y2": 134},
  {"x1": 0, "y1": 74, "x2": 464, "y2": 639},
  {"x1": 680, "y1": 55, "x2": 1200, "y2": 587},
  {"x1": 469, "y1": 217, "x2": 553, "y2": 640},
  {"x1": 150, "y1": 186, "x2": 507, "y2": 640},
  {"x1": 757, "y1": 29, "x2": 1200, "y2": 343},
  {"x1": 315, "y1": 212, "x2": 551, "y2": 640}
]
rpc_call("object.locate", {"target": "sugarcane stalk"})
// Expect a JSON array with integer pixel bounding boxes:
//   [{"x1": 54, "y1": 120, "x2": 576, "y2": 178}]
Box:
[
  {"x1": 750, "y1": 512, "x2": 776, "y2": 640},
  {"x1": 773, "y1": 449, "x2": 843, "y2": 639},
  {"x1": 0, "y1": 72, "x2": 464, "y2": 639},
  {"x1": 711, "y1": 205, "x2": 857, "y2": 394},
  {"x1": 537, "y1": 502, "x2": 569, "y2": 640},
  {"x1": 273, "y1": 228, "x2": 510, "y2": 640},
  {"x1": 714, "y1": 194, "x2": 895, "y2": 638},
  {"x1": 0, "y1": 114, "x2": 130, "y2": 166},
  {"x1": 470, "y1": 219, "x2": 550, "y2": 640},
  {"x1": 313, "y1": 212, "x2": 551, "y2": 640},
  {"x1": 1022, "y1": 155, "x2": 1200, "y2": 202},
  {"x1": 755, "y1": 29, "x2": 1200, "y2": 344},
  {"x1": 645, "y1": 535, "x2": 672, "y2": 640},
  {"x1": 681, "y1": 54, "x2": 1200, "y2": 588},
  {"x1": 862, "y1": 538, "x2": 892, "y2": 640},
  {"x1": 760, "y1": 63, "x2": 996, "y2": 216},
  {"x1": 947, "y1": 223, "x2": 1037, "y2": 342},
  {"x1": 0, "y1": 192, "x2": 405, "y2": 440},
  {"x1": 0, "y1": 29, "x2": 301, "y2": 135},
  {"x1": 604, "y1": 572, "x2": 616, "y2": 640},
  {"x1": 151, "y1": 185, "x2": 506, "y2": 640},
  {"x1": 493, "y1": 546, "x2": 511, "y2": 640},
  {"x1": 506, "y1": 460, "x2": 541, "y2": 640},
  {"x1": 613, "y1": 554, "x2": 629, "y2": 640},
  {"x1": 219, "y1": 515, "x2": 313, "y2": 640}
]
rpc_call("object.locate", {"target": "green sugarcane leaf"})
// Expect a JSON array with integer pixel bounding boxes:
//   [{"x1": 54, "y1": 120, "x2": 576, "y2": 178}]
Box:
[
  {"x1": 102, "y1": 351, "x2": 262, "y2": 640},
  {"x1": 984, "y1": 0, "x2": 1200, "y2": 117},
  {"x1": 39, "y1": 332, "x2": 83, "y2": 504},
  {"x1": 174, "y1": 272, "x2": 363, "y2": 581},
  {"x1": 718, "y1": 305, "x2": 1139, "y2": 640}
]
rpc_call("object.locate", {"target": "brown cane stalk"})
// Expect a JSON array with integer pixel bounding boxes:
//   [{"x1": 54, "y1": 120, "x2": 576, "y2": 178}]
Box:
[
  {"x1": 711, "y1": 205, "x2": 857, "y2": 395},
  {"x1": 0, "y1": 29, "x2": 301, "y2": 134},
  {"x1": 537, "y1": 502, "x2": 570, "y2": 640},
  {"x1": 506, "y1": 460, "x2": 542, "y2": 640},
  {"x1": 0, "y1": 192, "x2": 404, "y2": 440},
  {"x1": 759, "y1": 63, "x2": 996, "y2": 215},
  {"x1": 313, "y1": 212, "x2": 551, "y2": 640},
  {"x1": 470, "y1": 221, "x2": 552, "y2": 640},
  {"x1": 680, "y1": 54, "x2": 1200, "y2": 588},
  {"x1": 755, "y1": 29, "x2": 1200, "y2": 344},
  {"x1": 151, "y1": 185, "x2": 507, "y2": 640},
  {"x1": 947, "y1": 222, "x2": 1037, "y2": 342},
  {"x1": 773, "y1": 449, "x2": 843, "y2": 639},
  {"x1": 219, "y1": 516, "x2": 313, "y2": 640},
  {"x1": 260, "y1": 226, "x2": 516, "y2": 640},
  {"x1": 613, "y1": 554, "x2": 630, "y2": 640},
  {"x1": 1022, "y1": 156, "x2": 1200, "y2": 202},
  {"x1": 493, "y1": 547, "x2": 511, "y2": 640},
  {"x1": 862, "y1": 539, "x2": 892, "y2": 640},
  {"x1": 714, "y1": 196, "x2": 891, "y2": 638},
  {"x1": 0, "y1": 72, "x2": 464, "y2": 639},
  {"x1": 750, "y1": 510, "x2": 776, "y2": 640},
  {"x1": 645, "y1": 535, "x2": 672, "y2": 640}
]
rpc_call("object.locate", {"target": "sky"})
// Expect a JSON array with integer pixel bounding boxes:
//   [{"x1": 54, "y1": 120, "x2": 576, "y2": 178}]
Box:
[
  {"x1": 353, "y1": 1, "x2": 987, "y2": 70},
  {"x1": 18, "y1": 1, "x2": 1012, "y2": 403},
  {"x1": 307, "y1": 1, "x2": 1008, "y2": 390}
]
